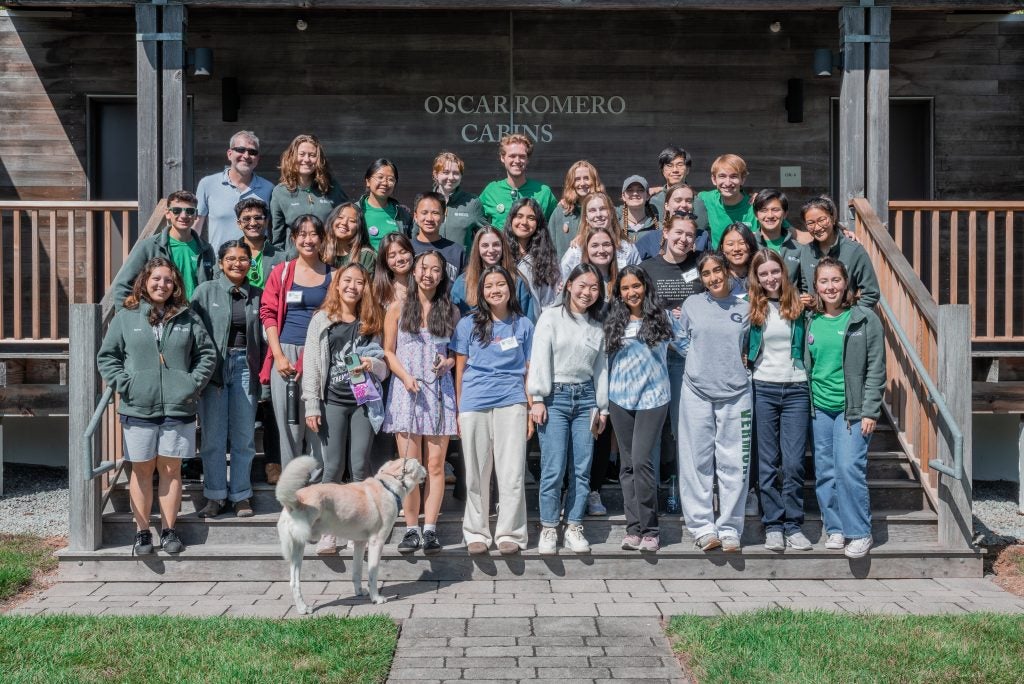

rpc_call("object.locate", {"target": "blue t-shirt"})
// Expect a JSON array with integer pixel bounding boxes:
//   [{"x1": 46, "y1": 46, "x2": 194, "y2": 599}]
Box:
[
  {"x1": 450, "y1": 314, "x2": 534, "y2": 412},
  {"x1": 279, "y1": 271, "x2": 332, "y2": 345}
]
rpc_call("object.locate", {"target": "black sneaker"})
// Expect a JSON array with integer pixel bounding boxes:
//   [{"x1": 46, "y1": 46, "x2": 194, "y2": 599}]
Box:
[
  {"x1": 422, "y1": 529, "x2": 442, "y2": 555},
  {"x1": 133, "y1": 530, "x2": 153, "y2": 556},
  {"x1": 397, "y1": 529, "x2": 421, "y2": 554},
  {"x1": 160, "y1": 528, "x2": 185, "y2": 554}
]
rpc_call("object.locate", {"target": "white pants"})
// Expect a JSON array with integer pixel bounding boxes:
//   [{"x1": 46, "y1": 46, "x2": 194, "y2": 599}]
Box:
[
  {"x1": 460, "y1": 404, "x2": 529, "y2": 548},
  {"x1": 677, "y1": 382, "x2": 752, "y2": 540}
]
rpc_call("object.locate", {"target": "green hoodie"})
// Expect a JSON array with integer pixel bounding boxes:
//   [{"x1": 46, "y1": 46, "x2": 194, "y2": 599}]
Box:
[
  {"x1": 438, "y1": 187, "x2": 485, "y2": 252},
  {"x1": 803, "y1": 305, "x2": 886, "y2": 421},
  {"x1": 795, "y1": 231, "x2": 880, "y2": 307},
  {"x1": 110, "y1": 229, "x2": 216, "y2": 311},
  {"x1": 189, "y1": 277, "x2": 265, "y2": 393},
  {"x1": 97, "y1": 302, "x2": 217, "y2": 419}
]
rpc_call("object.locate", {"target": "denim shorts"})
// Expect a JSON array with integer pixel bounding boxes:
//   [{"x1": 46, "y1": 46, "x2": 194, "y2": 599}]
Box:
[{"x1": 121, "y1": 421, "x2": 196, "y2": 461}]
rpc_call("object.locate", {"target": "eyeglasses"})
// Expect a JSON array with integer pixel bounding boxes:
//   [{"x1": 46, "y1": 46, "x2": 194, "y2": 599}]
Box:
[
  {"x1": 664, "y1": 161, "x2": 689, "y2": 170},
  {"x1": 238, "y1": 216, "x2": 266, "y2": 224},
  {"x1": 672, "y1": 210, "x2": 698, "y2": 220},
  {"x1": 222, "y1": 256, "x2": 251, "y2": 264},
  {"x1": 231, "y1": 146, "x2": 259, "y2": 156},
  {"x1": 371, "y1": 174, "x2": 396, "y2": 184},
  {"x1": 168, "y1": 207, "x2": 197, "y2": 217},
  {"x1": 805, "y1": 217, "x2": 832, "y2": 230}
]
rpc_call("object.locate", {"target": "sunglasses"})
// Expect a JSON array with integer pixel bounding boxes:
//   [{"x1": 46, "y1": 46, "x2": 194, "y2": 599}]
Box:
[
  {"x1": 231, "y1": 146, "x2": 259, "y2": 156},
  {"x1": 168, "y1": 207, "x2": 197, "y2": 217}
]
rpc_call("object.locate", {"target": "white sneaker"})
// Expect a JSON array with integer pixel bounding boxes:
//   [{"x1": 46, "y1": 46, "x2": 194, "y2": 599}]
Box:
[
  {"x1": 538, "y1": 527, "x2": 558, "y2": 555},
  {"x1": 563, "y1": 524, "x2": 591, "y2": 553},
  {"x1": 764, "y1": 530, "x2": 785, "y2": 551},
  {"x1": 785, "y1": 531, "x2": 813, "y2": 551},
  {"x1": 744, "y1": 490, "x2": 759, "y2": 516},
  {"x1": 824, "y1": 533, "x2": 846, "y2": 550},
  {"x1": 844, "y1": 536, "x2": 873, "y2": 559},
  {"x1": 586, "y1": 491, "x2": 607, "y2": 516}
]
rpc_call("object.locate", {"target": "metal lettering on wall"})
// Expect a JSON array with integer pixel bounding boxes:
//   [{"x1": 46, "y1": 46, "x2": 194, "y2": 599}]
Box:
[{"x1": 423, "y1": 95, "x2": 628, "y2": 144}]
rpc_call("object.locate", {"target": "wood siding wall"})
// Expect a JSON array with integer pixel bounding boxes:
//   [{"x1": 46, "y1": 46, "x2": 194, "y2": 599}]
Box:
[{"x1": 1, "y1": 8, "x2": 1021, "y2": 205}]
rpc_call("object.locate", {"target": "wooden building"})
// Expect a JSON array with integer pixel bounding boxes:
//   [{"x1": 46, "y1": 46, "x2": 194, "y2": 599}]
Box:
[{"x1": 0, "y1": 1, "x2": 1020, "y2": 575}]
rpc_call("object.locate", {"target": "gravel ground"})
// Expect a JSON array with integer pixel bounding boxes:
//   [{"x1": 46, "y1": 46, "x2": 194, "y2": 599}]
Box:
[
  {"x1": 973, "y1": 480, "x2": 1024, "y2": 545},
  {"x1": 0, "y1": 464, "x2": 69, "y2": 537}
]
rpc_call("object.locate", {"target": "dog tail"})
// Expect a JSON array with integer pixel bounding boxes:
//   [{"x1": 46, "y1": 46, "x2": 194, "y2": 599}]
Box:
[{"x1": 275, "y1": 455, "x2": 318, "y2": 510}]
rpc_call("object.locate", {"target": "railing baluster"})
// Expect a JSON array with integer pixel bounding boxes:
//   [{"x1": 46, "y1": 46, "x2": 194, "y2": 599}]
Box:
[
  {"x1": 31, "y1": 209, "x2": 41, "y2": 340},
  {"x1": 930, "y1": 210, "x2": 940, "y2": 298},
  {"x1": 912, "y1": 210, "x2": 922, "y2": 275},
  {"x1": 968, "y1": 210, "x2": 977, "y2": 339},
  {"x1": 50, "y1": 210, "x2": 58, "y2": 339},
  {"x1": 987, "y1": 210, "x2": 996, "y2": 339},
  {"x1": 949, "y1": 211, "x2": 958, "y2": 305},
  {"x1": 1007, "y1": 211, "x2": 1015, "y2": 339},
  {"x1": 68, "y1": 210, "x2": 76, "y2": 306},
  {"x1": 13, "y1": 210, "x2": 22, "y2": 339},
  {"x1": 0, "y1": 211, "x2": 5, "y2": 338},
  {"x1": 104, "y1": 211, "x2": 113, "y2": 291},
  {"x1": 895, "y1": 210, "x2": 904, "y2": 250},
  {"x1": 86, "y1": 211, "x2": 95, "y2": 303}
]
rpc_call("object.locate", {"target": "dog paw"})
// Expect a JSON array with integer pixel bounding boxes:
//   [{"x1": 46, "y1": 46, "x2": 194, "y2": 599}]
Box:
[
  {"x1": 355, "y1": 587, "x2": 369, "y2": 597},
  {"x1": 296, "y1": 604, "x2": 311, "y2": 615},
  {"x1": 371, "y1": 596, "x2": 387, "y2": 605}
]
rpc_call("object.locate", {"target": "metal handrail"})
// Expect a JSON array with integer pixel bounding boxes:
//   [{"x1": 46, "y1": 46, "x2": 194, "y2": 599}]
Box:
[
  {"x1": 82, "y1": 385, "x2": 116, "y2": 480},
  {"x1": 877, "y1": 295, "x2": 964, "y2": 479}
]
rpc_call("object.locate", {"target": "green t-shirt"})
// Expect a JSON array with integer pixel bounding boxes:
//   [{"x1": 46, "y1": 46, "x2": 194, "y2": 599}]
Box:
[
  {"x1": 698, "y1": 190, "x2": 756, "y2": 249},
  {"x1": 809, "y1": 309, "x2": 851, "y2": 412},
  {"x1": 247, "y1": 249, "x2": 266, "y2": 288},
  {"x1": 764, "y1": 234, "x2": 788, "y2": 253},
  {"x1": 167, "y1": 234, "x2": 202, "y2": 299},
  {"x1": 479, "y1": 178, "x2": 558, "y2": 230},
  {"x1": 364, "y1": 202, "x2": 400, "y2": 251}
]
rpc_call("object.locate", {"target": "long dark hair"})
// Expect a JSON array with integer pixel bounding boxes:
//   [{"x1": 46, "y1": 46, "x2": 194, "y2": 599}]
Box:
[
  {"x1": 400, "y1": 250, "x2": 456, "y2": 338},
  {"x1": 373, "y1": 232, "x2": 415, "y2": 308},
  {"x1": 560, "y1": 263, "x2": 605, "y2": 321},
  {"x1": 464, "y1": 226, "x2": 518, "y2": 308},
  {"x1": 472, "y1": 266, "x2": 523, "y2": 346},
  {"x1": 504, "y1": 197, "x2": 560, "y2": 290},
  {"x1": 321, "y1": 202, "x2": 372, "y2": 267},
  {"x1": 604, "y1": 265, "x2": 672, "y2": 355},
  {"x1": 124, "y1": 257, "x2": 187, "y2": 326}
]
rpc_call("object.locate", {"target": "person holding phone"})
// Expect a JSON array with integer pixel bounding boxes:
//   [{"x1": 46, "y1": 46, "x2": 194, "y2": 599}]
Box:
[{"x1": 301, "y1": 263, "x2": 389, "y2": 554}]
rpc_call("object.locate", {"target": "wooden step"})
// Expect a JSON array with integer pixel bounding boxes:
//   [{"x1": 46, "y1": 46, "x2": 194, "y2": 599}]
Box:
[
  {"x1": 57, "y1": 540, "x2": 983, "y2": 582},
  {"x1": 100, "y1": 509, "x2": 939, "y2": 547}
]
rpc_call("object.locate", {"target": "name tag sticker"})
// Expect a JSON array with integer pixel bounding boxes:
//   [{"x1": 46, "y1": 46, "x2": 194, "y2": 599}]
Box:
[
  {"x1": 499, "y1": 336, "x2": 519, "y2": 351},
  {"x1": 683, "y1": 268, "x2": 699, "y2": 283},
  {"x1": 286, "y1": 290, "x2": 303, "y2": 304}
]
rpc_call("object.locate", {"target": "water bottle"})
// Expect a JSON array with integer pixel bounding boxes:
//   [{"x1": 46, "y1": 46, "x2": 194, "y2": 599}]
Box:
[
  {"x1": 666, "y1": 475, "x2": 681, "y2": 514},
  {"x1": 286, "y1": 376, "x2": 299, "y2": 425}
]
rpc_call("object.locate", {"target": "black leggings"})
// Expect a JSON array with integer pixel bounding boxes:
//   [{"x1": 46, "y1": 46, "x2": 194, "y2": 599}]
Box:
[
  {"x1": 609, "y1": 402, "x2": 668, "y2": 538},
  {"x1": 319, "y1": 402, "x2": 375, "y2": 484}
]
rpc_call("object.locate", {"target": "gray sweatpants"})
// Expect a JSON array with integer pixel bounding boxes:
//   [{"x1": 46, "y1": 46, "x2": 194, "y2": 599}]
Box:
[{"x1": 676, "y1": 382, "x2": 752, "y2": 541}]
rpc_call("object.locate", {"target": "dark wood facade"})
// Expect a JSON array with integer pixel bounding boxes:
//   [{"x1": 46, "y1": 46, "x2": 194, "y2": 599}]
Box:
[{"x1": 2, "y1": 7, "x2": 1022, "y2": 207}]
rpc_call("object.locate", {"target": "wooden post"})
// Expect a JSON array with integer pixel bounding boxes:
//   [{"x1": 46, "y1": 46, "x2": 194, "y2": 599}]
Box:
[
  {"x1": 68, "y1": 304, "x2": 103, "y2": 552},
  {"x1": 866, "y1": 6, "x2": 890, "y2": 222},
  {"x1": 1018, "y1": 417, "x2": 1024, "y2": 515},
  {"x1": 839, "y1": 6, "x2": 866, "y2": 221},
  {"x1": 936, "y1": 304, "x2": 973, "y2": 550},
  {"x1": 136, "y1": 3, "x2": 160, "y2": 223},
  {"x1": 161, "y1": 3, "x2": 187, "y2": 197}
]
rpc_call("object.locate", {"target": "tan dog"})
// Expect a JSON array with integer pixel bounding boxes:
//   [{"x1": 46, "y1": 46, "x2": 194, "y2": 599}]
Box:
[{"x1": 276, "y1": 456, "x2": 426, "y2": 614}]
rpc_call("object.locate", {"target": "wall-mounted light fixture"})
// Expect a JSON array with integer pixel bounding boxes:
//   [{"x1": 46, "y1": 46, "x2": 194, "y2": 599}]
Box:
[
  {"x1": 189, "y1": 47, "x2": 213, "y2": 79},
  {"x1": 813, "y1": 48, "x2": 842, "y2": 77}
]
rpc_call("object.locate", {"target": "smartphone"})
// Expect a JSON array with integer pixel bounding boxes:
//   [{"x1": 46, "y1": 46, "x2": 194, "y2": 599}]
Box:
[{"x1": 344, "y1": 352, "x2": 365, "y2": 384}]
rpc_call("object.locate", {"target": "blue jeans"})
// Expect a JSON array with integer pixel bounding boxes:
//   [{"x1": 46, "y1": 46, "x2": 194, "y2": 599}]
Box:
[
  {"x1": 538, "y1": 382, "x2": 596, "y2": 526},
  {"x1": 199, "y1": 349, "x2": 258, "y2": 502},
  {"x1": 754, "y1": 380, "x2": 809, "y2": 534},
  {"x1": 812, "y1": 408, "x2": 872, "y2": 539}
]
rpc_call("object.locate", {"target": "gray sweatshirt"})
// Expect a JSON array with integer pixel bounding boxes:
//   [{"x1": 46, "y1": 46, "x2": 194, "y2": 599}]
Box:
[{"x1": 679, "y1": 291, "x2": 751, "y2": 401}]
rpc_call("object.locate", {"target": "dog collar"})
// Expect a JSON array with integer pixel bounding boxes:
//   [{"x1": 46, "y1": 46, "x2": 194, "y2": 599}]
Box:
[{"x1": 378, "y1": 480, "x2": 404, "y2": 510}]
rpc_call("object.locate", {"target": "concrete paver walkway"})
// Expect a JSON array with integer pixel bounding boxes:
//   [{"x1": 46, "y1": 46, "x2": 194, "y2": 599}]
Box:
[{"x1": 9, "y1": 577, "x2": 1024, "y2": 682}]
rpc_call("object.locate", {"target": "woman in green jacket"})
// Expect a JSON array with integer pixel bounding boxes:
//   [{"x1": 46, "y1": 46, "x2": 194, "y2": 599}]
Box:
[
  {"x1": 191, "y1": 241, "x2": 266, "y2": 519},
  {"x1": 806, "y1": 257, "x2": 886, "y2": 559},
  {"x1": 97, "y1": 257, "x2": 216, "y2": 556}
]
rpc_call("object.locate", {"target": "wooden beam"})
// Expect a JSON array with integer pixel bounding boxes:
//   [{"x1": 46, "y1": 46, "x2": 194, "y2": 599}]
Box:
[
  {"x1": 865, "y1": 6, "x2": 889, "y2": 220},
  {"x1": 937, "y1": 305, "x2": 972, "y2": 549},
  {"x1": 68, "y1": 304, "x2": 102, "y2": 552},
  {"x1": 972, "y1": 381, "x2": 1024, "y2": 413},
  {"x1": 136, "y1": 3, "x2": 160, "y2": 224},
  {"x1": 838, "y1": 6, "x2": 866, "y2": 219},
  {"x1": 6, "y1": 0, "x2": 1021, "y2": 8},
  {"x1": 161, "y1": 3, "x2": 187, "y2": 197},
  {"x1": 0, "y1": 384, "x2": 69, "y2": 416}
]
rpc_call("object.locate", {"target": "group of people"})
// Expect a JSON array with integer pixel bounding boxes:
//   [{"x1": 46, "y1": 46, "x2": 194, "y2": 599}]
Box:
[{"x1": 97, "y1": 130, "x2": 885, "y2": 562}]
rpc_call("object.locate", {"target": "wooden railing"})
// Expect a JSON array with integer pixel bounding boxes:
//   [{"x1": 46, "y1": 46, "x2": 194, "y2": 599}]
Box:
[
  {"x1": 0, "y1": 201, "x2": 139, "y2": 344},
  {"x1": 854, "y1": 198, "x2": 973, "y2": 549},
  {"x1": 69, "y1": 201, "x2": 167, "y2": 552},
  {"x1": 889, "y1": 201, "x2": 1024, "y2": 345}
]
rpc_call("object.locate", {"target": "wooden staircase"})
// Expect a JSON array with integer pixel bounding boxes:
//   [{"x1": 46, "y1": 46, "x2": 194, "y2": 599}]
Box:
[{"x1": 57, "y1": 420, "x2": 982, "y2": 582}]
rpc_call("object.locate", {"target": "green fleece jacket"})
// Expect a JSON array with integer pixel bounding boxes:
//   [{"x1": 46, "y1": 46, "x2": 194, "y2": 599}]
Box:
[
  {"x1": 547, "y1": 203, "x2": 581, "y2": 260},
  {"x1": 97, "y1": 302, "x2": 217, "y2": 419},
  {"x1": 796, "y1": 231, "x2": 880, "y2": 307},
  {"x1": 189, "y1": 277, "x2": 265, "y2": 393},
  {"x1": 754, "y1": 227, "x2": 803, "y2": 284},
  {"x1": 803, "y1": 305, "x2": 886, "y2": 421},
  {"x1": 747, "y1": 309, "x2": 806, "y2": 369},
  {"x1": 110, "y1": 229, "x2": 216, "y2": 311},
  {"x1": 438, "y1": 187, "x2": 486, "y2": 252}
]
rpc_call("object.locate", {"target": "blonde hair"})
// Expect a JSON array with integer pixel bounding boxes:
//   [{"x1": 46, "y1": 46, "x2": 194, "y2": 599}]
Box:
[
  {"x1": 558, "y1": 160, "x2": 605, "y2": 213},
  {"x1": 279, "y1": 134, "x2": 333, "y2": 194},
  {"x1": 432, "y1": 151, "x2": 464, "y2": 177},
  {"x1": 710, "y1": 153, "x2": 749, "y2": 180},
  {"x1": 748, "y1": 249, "x2": 803, "y2": 327},
  {"x1": 499, "y1": 134, "x2": 533, "y2": 158}
]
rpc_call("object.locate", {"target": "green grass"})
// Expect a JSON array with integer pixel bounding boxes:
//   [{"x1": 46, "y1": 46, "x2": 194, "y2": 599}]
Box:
[
  {"x1": 0, "y1": 535, "x2": 58, "y2": 602},
  {"x1": 668, "y1": 609, "x2": 1024, "y2": 684},
  {"x1": 0, "y1": 614, "x2": 397, "y2": 683}
]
